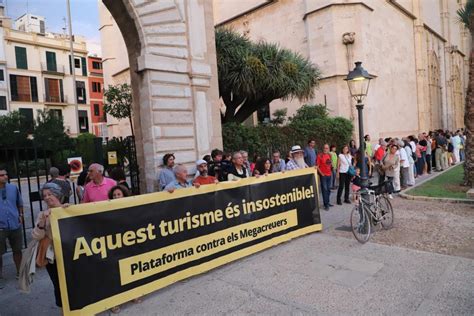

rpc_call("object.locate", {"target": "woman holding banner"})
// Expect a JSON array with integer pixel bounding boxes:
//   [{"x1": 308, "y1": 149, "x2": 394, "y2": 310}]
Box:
[{"x1": 31, "y1": 183, "x2": 65, "y2": 309}]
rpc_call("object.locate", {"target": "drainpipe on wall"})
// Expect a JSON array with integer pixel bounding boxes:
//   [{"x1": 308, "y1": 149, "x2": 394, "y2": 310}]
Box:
[{"x1": 342, "y1": 32, "x2": 357, "y2": 137}]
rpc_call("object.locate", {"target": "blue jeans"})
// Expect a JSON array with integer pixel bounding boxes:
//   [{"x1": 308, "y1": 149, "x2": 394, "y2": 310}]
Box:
[
  {"x1": 331, "y1": 170, "x2": 336, "y2": 188},
  {"x1": 320, "y1": 175, "x2": 332, "y2": 207}
]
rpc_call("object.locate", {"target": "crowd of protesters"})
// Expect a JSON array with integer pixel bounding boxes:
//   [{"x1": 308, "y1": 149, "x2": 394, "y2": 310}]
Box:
[
  {"x1": 155, "y1": 129, "x2": 466, "y2": 211},
  {"x1": 0, "y1": 127, "x2": 466, "y2": 312}
]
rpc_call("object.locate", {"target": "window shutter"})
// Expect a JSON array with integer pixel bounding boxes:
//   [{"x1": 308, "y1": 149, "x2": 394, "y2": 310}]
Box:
[
  {"x1": 81, "y1": 57, "x2": 87, "y2": 76},
  {"x1": 0, "y1": 70, "x2": 4, "y2": 81},
  {"x1": 30, "y1": 77, "x2": 38, "y2": 102},
  {"x1": 69, "y1": 55, "x2": 73, "y2": 74},
  {"x1": 44, "y1": 78, "x2": 49, "y2": 102},
  {"x1": 0, "y1": 96, "x2": 7, "y2": 110},
  {"x1": 15, "y1": 47, "x2": 28, "y2": 69},
  {"x1": 10, "y1": 75, "x2": 18, "y2": 101},
  {"x1": 59, "y1": 79, "x2": 64, "y2": 103},
  {"x1": 46, "y1": 51, "x2": 57, "y2": 72}
]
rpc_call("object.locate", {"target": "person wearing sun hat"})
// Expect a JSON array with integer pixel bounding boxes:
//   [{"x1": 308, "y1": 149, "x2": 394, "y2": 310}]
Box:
[{"x1": 286, "y1": 145, "x2": 309, "y2": 170}]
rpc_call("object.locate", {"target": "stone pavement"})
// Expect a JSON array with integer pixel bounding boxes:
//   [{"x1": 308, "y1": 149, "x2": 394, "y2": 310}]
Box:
[{"x1": 1, "y1": 166, "x2": 472, "y2": 315}]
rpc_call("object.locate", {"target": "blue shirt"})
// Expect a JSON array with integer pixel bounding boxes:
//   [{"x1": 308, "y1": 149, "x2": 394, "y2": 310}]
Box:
[
  {"x1": 304, "y1": 146, "x2": 317, "y2": 167},
  {"x1": 158, "y1": 167, "x2": 176, "y2": 191},
  {"x1": 0, "y1": 183, "x2": 23, "y2": 230},
  {"x1": 164, "y1": 180, "x2": 192, "y2": 191}
]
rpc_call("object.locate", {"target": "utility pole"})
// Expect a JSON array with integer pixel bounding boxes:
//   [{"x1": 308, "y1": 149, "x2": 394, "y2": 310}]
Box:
[{"x1": 67, "y1": 0, "x2": 80, "y2": 135}]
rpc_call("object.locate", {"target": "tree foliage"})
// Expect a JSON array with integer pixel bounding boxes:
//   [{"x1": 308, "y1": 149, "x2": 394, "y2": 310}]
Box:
[
  {"x1": 223, "y1": 104, "x2": 353, "y2": 157},
  {"x1": 103, "y1": 83, "x2": 134, "y2": 136},
  {"x1": 33, "y1": 110, "x2": 71, "y2": 153},
  {"x1": 216, "y1": 28, "x2": 321, "y2": 123},
  {"x1": 0, "y1": 111, "x2": 29, "y2": 147}
]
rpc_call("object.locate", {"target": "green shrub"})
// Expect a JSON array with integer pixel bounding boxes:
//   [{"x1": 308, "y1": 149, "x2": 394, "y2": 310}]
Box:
[{"x1": 223, "y1": 104, "x2": 353, "y2": 158}]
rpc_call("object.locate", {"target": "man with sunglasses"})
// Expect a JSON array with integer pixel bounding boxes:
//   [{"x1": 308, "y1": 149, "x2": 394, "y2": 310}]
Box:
[{"x1": 0, "y1": 169, "x2": 24, "y2": 289}]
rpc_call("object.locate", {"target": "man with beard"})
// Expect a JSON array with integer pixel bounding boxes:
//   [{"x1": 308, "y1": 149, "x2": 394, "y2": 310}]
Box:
[
  {"x1": 286, "y1": 145, "x2": 308, "y2": 170},
  {"x1": 227, "y1": 152, "x2": 250, "y2": 181},
  {"x1": 193, "y1": 160, "x2": 218, "y2": 185}
]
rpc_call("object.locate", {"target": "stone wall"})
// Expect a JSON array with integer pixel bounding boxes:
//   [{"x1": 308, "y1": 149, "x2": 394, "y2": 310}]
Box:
[{"x1": 101, "y1": 0, "x2": 222, "y2": 192}]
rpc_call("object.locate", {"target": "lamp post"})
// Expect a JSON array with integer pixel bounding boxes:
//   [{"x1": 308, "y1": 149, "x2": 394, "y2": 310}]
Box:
[{"x1": 344, "y1": 62, "x2": 373, "y2": 188}]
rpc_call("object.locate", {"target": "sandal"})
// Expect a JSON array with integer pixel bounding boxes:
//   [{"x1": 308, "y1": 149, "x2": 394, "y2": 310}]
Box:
[{"x1": 110, "y1": 306, "x2": 121, "y2": 314}]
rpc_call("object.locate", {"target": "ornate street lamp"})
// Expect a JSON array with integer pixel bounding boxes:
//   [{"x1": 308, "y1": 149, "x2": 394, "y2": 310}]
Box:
[{"x1": 345, "y1": 61, "x2": 373, "y2": 187}]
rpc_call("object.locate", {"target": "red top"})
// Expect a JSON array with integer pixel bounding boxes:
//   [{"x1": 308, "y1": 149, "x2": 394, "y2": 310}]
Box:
[
  {"x1": 193, "y1": 176, "x2": 217, "y2": 185},
  {"x1": 316, "y1": 153, "x2": 332, "y2": 176},
  {"x1": 375, "y1": 147, "x2": 385, "y2": 162}
]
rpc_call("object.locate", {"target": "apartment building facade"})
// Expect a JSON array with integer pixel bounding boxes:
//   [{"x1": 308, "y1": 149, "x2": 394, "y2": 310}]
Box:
[
  {"x1": 3, "y1": 13, "x2": 91, "y2": 136},
  {"x1": 88, "y1": 56, "x2": 107, "y2": 138}
]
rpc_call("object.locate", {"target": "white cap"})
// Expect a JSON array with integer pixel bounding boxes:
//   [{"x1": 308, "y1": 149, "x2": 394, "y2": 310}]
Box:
[{"x1": 196, "y1": 159, "x2": 207, "y2": 166}]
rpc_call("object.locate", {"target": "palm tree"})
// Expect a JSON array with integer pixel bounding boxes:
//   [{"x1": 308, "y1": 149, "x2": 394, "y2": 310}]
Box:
[
  {"x1": 215, "y1": 28, "x2": 321, "y2": 123},
  {"x1": 457, "y1": 0, "x2": 474, "y2": 187}
]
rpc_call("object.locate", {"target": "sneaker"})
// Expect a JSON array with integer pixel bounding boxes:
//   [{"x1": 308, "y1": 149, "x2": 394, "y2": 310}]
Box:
[
  {"x1": 388, "y1": 194, "x2": 393, "y2": 199},
  {"x1": 0, "y1": 277, "x2": 5, "y2": 289},
  {"x1": 337, "y1": 201, "x2": 342, "y2": 205},
  {"x1": 328, "y1": 203, "x2": 334, "y2": 207},
  {"x1": 324, "y1": 206, "x2": 329, "y2": 211}
]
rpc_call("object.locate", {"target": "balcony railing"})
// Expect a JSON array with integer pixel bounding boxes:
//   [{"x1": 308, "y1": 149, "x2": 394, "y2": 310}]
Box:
[
  {"x1": 44, "y1": 94, "x2": 67, "y2": 104},
  {"x1": 40, "y1": 62, "x2": 65, "y2": 74}
]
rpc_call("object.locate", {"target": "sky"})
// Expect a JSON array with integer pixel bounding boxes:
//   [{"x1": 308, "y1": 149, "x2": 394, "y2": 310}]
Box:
[{"x1": 6, "y1": 0, "x2": 102, "y2": 56}]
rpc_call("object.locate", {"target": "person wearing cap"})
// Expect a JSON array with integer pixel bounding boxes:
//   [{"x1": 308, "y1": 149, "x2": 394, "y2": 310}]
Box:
[
  {"x1": 193, "y1": 160, "x2": 218, "y2": 186},
  {"x1": 286, "y1": 145, "x2": 308, "y2": 170}
]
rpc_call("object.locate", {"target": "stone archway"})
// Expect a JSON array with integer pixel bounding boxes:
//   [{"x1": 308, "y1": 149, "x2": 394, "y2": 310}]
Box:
[{"x1": 102, "y1": 0, "x2": 222, "y2": 192}]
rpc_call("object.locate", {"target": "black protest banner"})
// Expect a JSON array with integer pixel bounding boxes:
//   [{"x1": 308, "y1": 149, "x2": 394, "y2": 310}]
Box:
[{"x1": 50, "y1": 168, "x2": 322, "y2": 315}]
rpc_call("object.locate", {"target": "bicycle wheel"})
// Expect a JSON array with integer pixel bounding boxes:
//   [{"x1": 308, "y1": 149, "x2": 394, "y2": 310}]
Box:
[
  {"x1": 350, "y1": 203, "x2": 371, "y2": 243},
  {"x1": 379, "y1": 195, "x2": 394, "y2": 229}
]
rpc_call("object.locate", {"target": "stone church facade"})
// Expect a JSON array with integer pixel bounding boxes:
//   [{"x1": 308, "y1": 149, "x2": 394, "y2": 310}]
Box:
[{"x1": 214, "y1": 0, "x2": 469, "y2": 139}]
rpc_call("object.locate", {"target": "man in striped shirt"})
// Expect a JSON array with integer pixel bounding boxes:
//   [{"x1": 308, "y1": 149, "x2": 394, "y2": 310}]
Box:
[{"x1": 286, "y1": 145, "x2": 308, "y2": 170}]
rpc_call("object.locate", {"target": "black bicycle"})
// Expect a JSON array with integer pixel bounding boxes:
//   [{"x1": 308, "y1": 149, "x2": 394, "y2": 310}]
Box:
[{"x1": 350, "y1": 181, "x2": 394, "y2": 243}]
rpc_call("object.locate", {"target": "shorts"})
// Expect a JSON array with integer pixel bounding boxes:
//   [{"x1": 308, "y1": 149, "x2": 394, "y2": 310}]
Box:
[{"x1": 0, "y1": 227, "x2": 23, "y2": 255}]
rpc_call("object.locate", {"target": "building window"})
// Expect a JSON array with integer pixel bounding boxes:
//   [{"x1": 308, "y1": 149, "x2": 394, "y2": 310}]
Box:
[
  {"x1": 81, "y1": 57, "x2": 87, "y2": 76},
  {"x1": 76, "y1": 81, "x2": 86, "y2": 104},
  {"x1": 15, "y1": 46, "x2": 28, "y2": 69},
  {"x1": 50, "y1": 109, "x2": 62, "y2": 119},
  {"x1": 78, "y1": 110, "x2": 89, "y2": 133},
  {"x1": 257, "y1": 104, "x2": 271, "y2": 124},
  {"x1": 93, "y1": 103, "x2": 100, "y2": 116},
  {"x1": 19, "y1": 108, "x2": 34, "y2": 133},
  {"x1": 0, "y1": 96, "x2": 6, "y2": 110},
  {"x1": 0, "y1": 70, "x2": 4, "y2": 81},
  {"x1": 92, "y1": 61, "x2": 102, "y2": 70},
  {"x1": 10, "y1": 75, "x2": 38, "y2": 102},
  {"x1": 45, "y1": 78, "x2": 64, "y2": 103},
  {"x1": 46, "y1": 51, "x2": 57, "y2": 72},
  {"x1": 92, "y1": 82, "x2": 101, "y2": 93},
  {"x1": 74, "y1": 58, "x2": 80, "y2": 68}
]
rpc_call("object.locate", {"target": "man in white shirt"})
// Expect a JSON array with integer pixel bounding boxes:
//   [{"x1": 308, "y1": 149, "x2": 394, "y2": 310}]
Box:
[{"x1": 398, "y1": 140, "x2": 410, "y2": 190}]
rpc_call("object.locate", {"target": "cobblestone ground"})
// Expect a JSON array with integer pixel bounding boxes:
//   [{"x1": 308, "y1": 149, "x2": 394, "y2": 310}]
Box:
[{"x1": 327, "y1": 197, "x2": 474, "y2": 259}]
